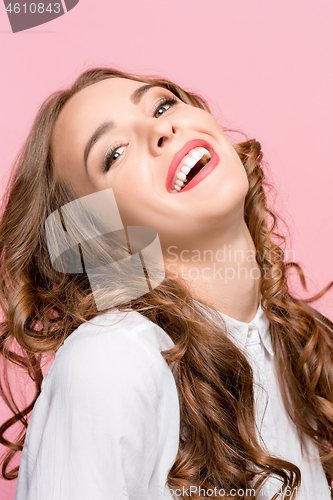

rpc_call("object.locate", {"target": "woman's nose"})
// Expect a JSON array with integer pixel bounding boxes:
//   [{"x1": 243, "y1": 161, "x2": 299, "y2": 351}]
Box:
[{"x1": 146, "y1": 118, "x2": 180, "y2": 156}]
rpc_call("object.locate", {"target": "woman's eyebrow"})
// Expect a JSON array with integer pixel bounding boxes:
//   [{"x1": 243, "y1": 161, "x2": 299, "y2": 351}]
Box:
[
  {"x1": 83, "y1": 84, "x2": 163, "y2": 172},
  {"x1": 84, "y1": 120, "x2": 115, "y2": 173},
  {"x1": 130, "y1": 83, "x2": 162, "y2": 104}
]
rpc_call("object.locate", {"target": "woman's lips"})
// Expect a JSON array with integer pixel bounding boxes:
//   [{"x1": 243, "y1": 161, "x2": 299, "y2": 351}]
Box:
[{"x1": 166, "y1": 139, "x2": 219, "y2": 193}]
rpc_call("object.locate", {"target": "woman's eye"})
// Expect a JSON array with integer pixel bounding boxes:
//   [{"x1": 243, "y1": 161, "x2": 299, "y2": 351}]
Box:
[
  {"x1": 102, "y1": 97, "x2": 177, "y2": 173},
  {"x1": 153, "y1": 97, "x2": 177, "y2": 118},
  {"x1": 103, "y1": 145, "x2": 126, "y2": 173}
]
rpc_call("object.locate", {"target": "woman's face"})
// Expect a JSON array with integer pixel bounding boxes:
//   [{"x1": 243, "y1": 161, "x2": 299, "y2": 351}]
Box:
[{"x1": 51, "y1": 77, "x2": 249, "y2": 250}]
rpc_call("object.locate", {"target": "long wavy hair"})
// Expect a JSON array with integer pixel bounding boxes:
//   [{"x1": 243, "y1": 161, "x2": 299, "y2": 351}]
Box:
[{"x1": 0, "y1": 67, "x2": 333, "y2": 499}]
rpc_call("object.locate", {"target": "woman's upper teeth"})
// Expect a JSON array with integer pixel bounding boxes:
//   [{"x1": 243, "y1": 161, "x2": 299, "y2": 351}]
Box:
[{"x1": 172, "y1": 146, "x2": 211, "y2": 193}]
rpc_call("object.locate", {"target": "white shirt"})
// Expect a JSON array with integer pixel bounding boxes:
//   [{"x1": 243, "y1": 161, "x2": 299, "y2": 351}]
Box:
[
  {"x1": 212, "y1": 303, "x2": 330, "y2": 500},
  {"x1": 15, "y1": 303, "x2": 330, "y2": 500}
]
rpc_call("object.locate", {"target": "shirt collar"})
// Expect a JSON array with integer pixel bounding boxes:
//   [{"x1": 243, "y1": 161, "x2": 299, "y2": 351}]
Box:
[{"x1": 216, "y1": 299, "x2": 274, "y2": 357}]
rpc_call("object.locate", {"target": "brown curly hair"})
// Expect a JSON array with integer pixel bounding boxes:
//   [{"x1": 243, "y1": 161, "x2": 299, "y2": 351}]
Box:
[{"x1": 0, "y1": 67, "x2": 333, "y2": 499}]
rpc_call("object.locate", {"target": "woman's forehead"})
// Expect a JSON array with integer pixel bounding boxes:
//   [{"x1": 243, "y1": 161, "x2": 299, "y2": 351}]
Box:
[
  {"x1": 60, "y1": 77, "x2": 146, "y2": 123},
  {"x1": 51, "y1": 78, "x2": 146, "y2": 158}
]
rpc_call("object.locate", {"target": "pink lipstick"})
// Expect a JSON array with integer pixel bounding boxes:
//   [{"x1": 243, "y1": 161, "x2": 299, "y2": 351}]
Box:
[{"x1": 166, "y1": 139, "x2": 219, "y2": 193}]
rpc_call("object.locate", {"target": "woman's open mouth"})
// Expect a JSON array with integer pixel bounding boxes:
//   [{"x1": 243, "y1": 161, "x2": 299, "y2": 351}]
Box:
[
  {"x1": 166, "y1": 139, "x2": 219, "y2": 193},
  {"x1": 172, "y1": 147, "x2": 211, "y2": 192}
]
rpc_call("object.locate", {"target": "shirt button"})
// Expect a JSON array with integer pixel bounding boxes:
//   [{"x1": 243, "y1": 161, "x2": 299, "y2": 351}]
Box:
[{"x1": 247, "y1": 326, "x2": 256, "y2": 338}]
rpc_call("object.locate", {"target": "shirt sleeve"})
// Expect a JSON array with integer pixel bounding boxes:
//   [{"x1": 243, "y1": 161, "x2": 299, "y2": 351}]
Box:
[{"x1": 17, "y1": 319, "x2": 171, "y2": 500}]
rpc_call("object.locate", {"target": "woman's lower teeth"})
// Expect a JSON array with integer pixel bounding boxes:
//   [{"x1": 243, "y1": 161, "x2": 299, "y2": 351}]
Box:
[
  {"x1": 172, "y1": 174, "x2": 192, "y2": 192},
  {"x1": 174, "y1": 181, "x2": 187, "y2": 192}
]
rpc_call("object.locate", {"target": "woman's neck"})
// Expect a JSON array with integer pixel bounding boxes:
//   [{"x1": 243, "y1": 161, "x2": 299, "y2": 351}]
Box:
[{"x1": 163, "y1": 220, "x2": 261, "y2": 323}]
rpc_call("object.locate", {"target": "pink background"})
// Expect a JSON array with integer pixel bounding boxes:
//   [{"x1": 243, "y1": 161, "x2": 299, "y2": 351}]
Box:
[{"x1": 0, "y1": 0, "x2": 332, "y2": 497}]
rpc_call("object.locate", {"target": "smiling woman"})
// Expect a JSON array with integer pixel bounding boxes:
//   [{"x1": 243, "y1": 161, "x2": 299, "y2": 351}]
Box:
[
  {"x1": 0, "y1": 67, "x2": 333, "y2": 500},
  {"x1": 50, "y1": 75, "x2": 249, "y2": 257}
]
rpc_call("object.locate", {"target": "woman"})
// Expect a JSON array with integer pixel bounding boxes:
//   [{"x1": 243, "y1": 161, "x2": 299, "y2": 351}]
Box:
[{"x1": 0, "y1": 68, "x2": 333, "y2": 500}]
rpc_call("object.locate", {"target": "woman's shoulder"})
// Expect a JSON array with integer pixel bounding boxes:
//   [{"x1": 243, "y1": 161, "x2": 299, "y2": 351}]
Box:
[
  {"x1": 18, "y1": 310, "x2": 180, "y2": 500},
  {"x1": 42, "y1": 308, "x2": 176, "y2": 396},
  {"x1": 60, "y1": 307, "x2": 174, "y2": 356}
]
